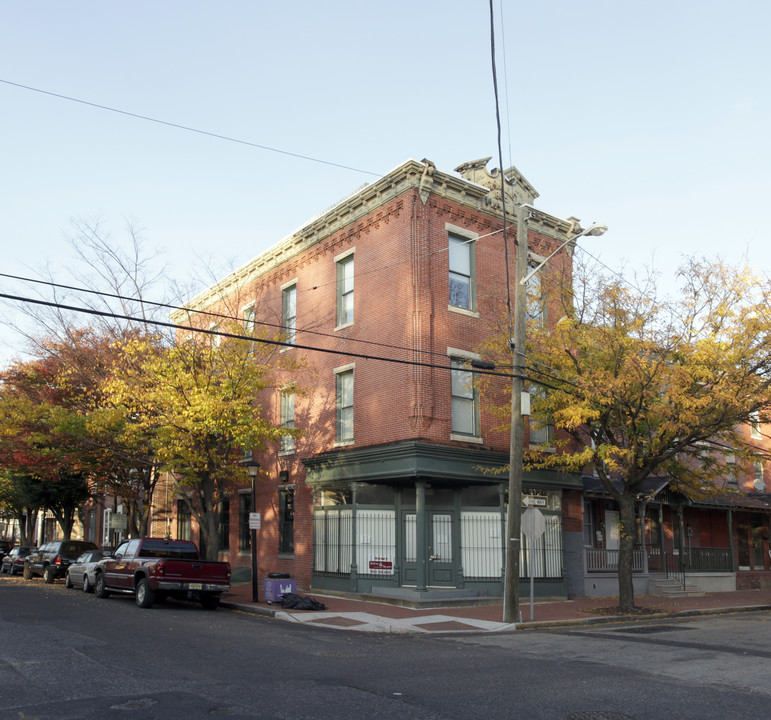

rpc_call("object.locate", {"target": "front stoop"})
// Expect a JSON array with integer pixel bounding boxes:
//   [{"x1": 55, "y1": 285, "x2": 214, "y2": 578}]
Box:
[{"x1": 648, "y1": 578, "x2": 706, "y2": 597}]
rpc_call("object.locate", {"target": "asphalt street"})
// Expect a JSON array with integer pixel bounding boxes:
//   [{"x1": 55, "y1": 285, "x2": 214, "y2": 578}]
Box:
[{"x1": 1, "y1": 575, "x2": 769, "y2": 720}]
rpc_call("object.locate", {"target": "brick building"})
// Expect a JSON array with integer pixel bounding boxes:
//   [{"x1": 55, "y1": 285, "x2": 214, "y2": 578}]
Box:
[
  {"x1": 171, "y1": 156, "x2": 590, "y2": 600},
  {"x1": 169, "y1": 156, "x2": 771, "y2": 600}
]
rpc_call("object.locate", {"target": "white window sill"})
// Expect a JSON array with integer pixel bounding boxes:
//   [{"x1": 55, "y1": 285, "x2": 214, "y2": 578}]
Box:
[
  {"x1": 451, "y1": 433, "x2": 483, "y2": 444},
  {"x1": 448, "y1": 305, "x2": 479, "y2": 319},
  {"x1": 334, "y1": 440, "x2": 355, "y2": 448},
  {"x1": 335, "y1": 321, "x2": 354, "y2": 332}
]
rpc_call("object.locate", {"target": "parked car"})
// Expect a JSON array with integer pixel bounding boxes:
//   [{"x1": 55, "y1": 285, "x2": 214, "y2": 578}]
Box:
[
  {"x1": 0, "y1": 540, "x2": 12, "y2": 563},
  {"x1": 1, "y1": 546, "x2": 33, "y2": 575},
  {"x1": 24, "y1": 540, "x2": 99, "y2": 583},
  {"x1": 65, "y1": 549, "x2": 113, "y2": 592},
  {"x1": 94, "y1": 538, "x2": 231, "y2": 609}
]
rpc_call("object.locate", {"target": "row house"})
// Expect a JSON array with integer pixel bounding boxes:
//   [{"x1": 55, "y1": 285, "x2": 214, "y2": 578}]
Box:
[{"x1": 169, "y1": 157, "x2": 771, "y2": 601}]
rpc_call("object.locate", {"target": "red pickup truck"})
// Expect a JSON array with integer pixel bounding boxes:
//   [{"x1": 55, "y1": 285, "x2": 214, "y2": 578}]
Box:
[{"x1": 93, "y1": 538, "x2": 231, "y2": 610}]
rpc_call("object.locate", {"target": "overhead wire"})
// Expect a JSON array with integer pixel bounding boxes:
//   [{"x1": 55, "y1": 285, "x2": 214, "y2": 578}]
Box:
[
  {"x1": 0, "y1": 290, "x2": 526, "y2": 382},
  {"x1": 0, "y1": 78, "x2": 381, "y2": 178}
]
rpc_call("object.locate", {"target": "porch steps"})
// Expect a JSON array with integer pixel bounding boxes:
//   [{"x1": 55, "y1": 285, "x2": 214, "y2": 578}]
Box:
[{"x1": 648, "y1": 579, "x2": 706, "y2": 598}]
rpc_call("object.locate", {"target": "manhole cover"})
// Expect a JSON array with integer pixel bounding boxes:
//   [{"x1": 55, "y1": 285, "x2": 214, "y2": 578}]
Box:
[
  {"x1": 615, "y1": 625, "x2": 687, "y2": 634},
  {"x1": 568, "y1": 713, "x2": 636, "y2": 720}
]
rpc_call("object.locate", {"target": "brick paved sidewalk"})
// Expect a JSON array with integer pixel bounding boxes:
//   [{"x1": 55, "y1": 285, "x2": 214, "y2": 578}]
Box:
[{"x1": 220, "y1": 584, "x2": 771, "y2": 633}]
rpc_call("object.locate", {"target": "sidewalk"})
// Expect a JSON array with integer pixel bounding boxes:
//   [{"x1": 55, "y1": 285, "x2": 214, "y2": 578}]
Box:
[{"x1": 220, "y1": 584, "x2": 771, "y2": 634}]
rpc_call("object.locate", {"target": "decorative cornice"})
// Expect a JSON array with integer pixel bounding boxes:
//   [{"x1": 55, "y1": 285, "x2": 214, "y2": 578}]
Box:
[{"x1": 172, "y1": 157, "x2": 578, "y2": 318}]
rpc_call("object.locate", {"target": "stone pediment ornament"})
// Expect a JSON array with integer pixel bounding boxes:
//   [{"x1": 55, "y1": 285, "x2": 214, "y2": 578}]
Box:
[{"x1": 454, "y1": 157, "x2": 539, "y2": 213}]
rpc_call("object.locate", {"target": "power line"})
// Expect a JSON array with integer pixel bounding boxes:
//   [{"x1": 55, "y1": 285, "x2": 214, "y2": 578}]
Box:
[
  {"x1": 0, "y1": 271, "x2": 460, "y2": 364},
  {"x1": 0, "y1": 291, "x2": 523, "y2": 381},
  {"x1": 0, "y1": 78, "x2": 381, "y2": 177}
]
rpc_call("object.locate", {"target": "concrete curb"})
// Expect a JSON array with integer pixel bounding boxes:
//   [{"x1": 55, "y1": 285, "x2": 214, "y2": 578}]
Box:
[{"x1": 218, "y1": 599, "x2": 771, "y2": 633}]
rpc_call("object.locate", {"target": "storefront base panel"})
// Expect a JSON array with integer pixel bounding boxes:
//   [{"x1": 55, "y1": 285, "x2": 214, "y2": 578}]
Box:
[
  {"x1": 737, "y1": 572, "x2": 771, "y2": 590},
  {"x1": 311, "y1": 573, "x2": 566, "y2": 600}
]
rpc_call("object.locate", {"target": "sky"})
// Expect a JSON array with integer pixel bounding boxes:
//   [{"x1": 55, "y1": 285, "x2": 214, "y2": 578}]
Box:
[{"x1": 1, "y1": 1, "x2": 770, "y2": 365}]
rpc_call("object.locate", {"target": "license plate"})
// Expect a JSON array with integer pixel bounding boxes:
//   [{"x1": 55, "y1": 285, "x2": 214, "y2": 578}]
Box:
[{"x1": 189, "y1": 582, "x2": 202, "y2": 590}]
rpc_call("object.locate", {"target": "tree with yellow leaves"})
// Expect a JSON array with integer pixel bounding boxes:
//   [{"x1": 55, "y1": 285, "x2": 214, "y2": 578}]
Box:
[
  {"x1": 485, "y1": 257, "x2": 771, "y2": 611},
  {"x1": 102, "y1": 325, "x2": 292, "y2": 560}
]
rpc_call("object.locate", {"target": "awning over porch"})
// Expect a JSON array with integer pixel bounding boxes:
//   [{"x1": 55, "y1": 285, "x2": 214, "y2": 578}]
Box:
[{"x1": 304, "y1": 440, "x2": 583, "y2": 490}]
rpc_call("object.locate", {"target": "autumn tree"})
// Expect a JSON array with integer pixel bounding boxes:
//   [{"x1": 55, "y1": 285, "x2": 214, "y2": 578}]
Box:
[
  {"x1": 0, "y1": 347, "x2": 101, "y2": 540},
  {"x1": 0, "y1": 471, "x2": 41, "y2": 545},
  {"x1": 102, "y1": 323, "x2": 289, "y2": 560},
  {"x1": 483, "y1": 257, "x2": 771, "y2": 611}
]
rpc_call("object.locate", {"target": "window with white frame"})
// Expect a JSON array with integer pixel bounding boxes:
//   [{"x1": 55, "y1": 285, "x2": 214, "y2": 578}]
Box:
[
  {"x1": 448, "y1": 232, "x2": 475, "y2": 311},
  {"x1": 529, "y1": 385, "x2": 554, "y2": 446},
  {"x1": 243, "y1": 304, "x2": 255, "y2": 335},
  {"x1": 335, "y1": 366, "x2": 354, "y2": 443},
  {"x1": 750, "y1": 411, "x2": 762, "y2": 439},
  {"x1": 210, "y1": 323, "x2": 221, "y2": 348},
  {"x1": 754, "y1": 461, "x2": 765, "y2": 491},
  {"x1": 336, "y1": 252, "x2": 354, "y2": 327},
  {"x1": 526, "y1": 261, "x2": 547, "y2": 326},
  {"x1": 280, "y1": 388, "x2": 295, "y2": 454},
  {"x1": 282, "y1": 283, "x2": 297, "y2": 345},
  {"x1": 451, "y1": 357, "x2": 479, "y2": 437}
]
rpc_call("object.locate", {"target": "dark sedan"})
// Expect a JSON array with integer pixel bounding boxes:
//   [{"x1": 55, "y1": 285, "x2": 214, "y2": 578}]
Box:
[{"x1": 1, "y1": 546, "x2": 34, "y2": 576}]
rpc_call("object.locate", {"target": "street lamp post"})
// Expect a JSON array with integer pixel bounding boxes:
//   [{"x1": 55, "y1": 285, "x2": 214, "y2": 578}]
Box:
[
  {"x1": 243, "y1": 460, "x2": 261, "y2": 603},
  {"x1": 502, "y1": 209, "x2": 606, "y2": 624}
]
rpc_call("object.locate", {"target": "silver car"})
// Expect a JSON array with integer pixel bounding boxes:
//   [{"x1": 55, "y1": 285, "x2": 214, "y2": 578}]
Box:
[{"x1": 65, "y1": 549, "x2": 113, "y2": 592}]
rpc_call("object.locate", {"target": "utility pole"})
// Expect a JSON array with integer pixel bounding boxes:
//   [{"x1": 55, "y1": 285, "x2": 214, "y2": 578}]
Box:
[{"x1": 503, "y1": 204, "x2": 529, "y2": 624}]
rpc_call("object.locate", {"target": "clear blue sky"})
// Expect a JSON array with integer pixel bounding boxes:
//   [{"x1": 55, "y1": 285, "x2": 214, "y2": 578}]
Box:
[{"x1": 1, "y1": 1, "x2": 769, "y2": 364}]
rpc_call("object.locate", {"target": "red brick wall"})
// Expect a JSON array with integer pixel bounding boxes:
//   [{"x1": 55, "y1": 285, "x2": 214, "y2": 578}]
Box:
[{"x1": 201, "y1": 185, "x2": 567, "y2": 587}]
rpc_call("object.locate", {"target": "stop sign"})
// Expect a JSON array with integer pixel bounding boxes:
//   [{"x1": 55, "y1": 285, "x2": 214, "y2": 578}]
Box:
[{"x1": 521, "y1": 507, "x2": 546, "y2": 539}]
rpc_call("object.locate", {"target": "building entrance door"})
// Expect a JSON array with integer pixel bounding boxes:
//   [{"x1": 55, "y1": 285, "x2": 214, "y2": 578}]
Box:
[{"x1": 402, "y1": 510, "x2": 456, "y2": 587}]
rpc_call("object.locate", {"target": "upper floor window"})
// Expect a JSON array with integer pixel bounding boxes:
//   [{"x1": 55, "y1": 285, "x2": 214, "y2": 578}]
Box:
[
  {"x1": 750, "y1": 411, "x2": 762, "y2": 439},
  {"x1": 451, "y1": 358, "x2": 479, "y2": 438},
  {"x1": 754, "y1": 461, "x2": 765, "y2": 492},
  {"x1": 526, "y1": 261, "x2": 547, "y2": 326},
  {"x1": 282, "y1": 283, "x2": 297, "y2": 345},
  {"x1": 280, "y1": 388, "x2": 295, "y2": 454},
  {"x1": 448, "y1": 232, "x2": 476, "y2": 311},
  {"x1": 243, "y1": 305, "x2": 255, "y2": 335},
  {"x1": 336, "y1": 252, "x2": 354, "y2": 327},
  {"x1": 335, "y1": 366, "x2": 354, "y2": 444},
  {"x1": 210, "y1": 323, "x2": 221, "y2": 348},
  {"x1": 529, "y1": 386, "x2": 554, "y2": 446}
]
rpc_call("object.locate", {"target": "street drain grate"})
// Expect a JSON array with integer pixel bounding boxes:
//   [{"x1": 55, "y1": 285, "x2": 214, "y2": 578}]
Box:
[
  {"x1": 568, "y1": 713, "x2": 637, "y2": 720},
  {"x1": 614, "y1": 624, "x2": 688, "y2": 634}
]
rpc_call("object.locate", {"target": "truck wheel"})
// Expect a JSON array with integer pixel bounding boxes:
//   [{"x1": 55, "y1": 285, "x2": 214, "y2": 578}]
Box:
[
  {"x1": 200, "y1": 596, "x2": 220, "y2": 611},
  {"x1": 136, "y1": 578, "x2": 155, "y2": 609},
  {"x1": 94, "y1": 572, "x2": 110, "y2": 599},
  {"x1": 42, "y1": 566, "x2": 55, "y2": 584}
]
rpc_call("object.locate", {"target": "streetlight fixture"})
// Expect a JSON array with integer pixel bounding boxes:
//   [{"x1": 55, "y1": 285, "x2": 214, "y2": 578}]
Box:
[
  {"x1": 502, "y1": 209, "x2": 606, "y2": 624},
  {"x1": 520, "y1": 222, "x2": 608, "y2": 286},
  {"x1": 243, "y1": 460, "x2": 261, "y2": 603}
]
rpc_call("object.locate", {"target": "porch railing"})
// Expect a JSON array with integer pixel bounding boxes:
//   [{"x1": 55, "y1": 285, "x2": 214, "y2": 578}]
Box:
[{"x1": 585, "y1": 548, "x2": 645, "y2": 573}]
